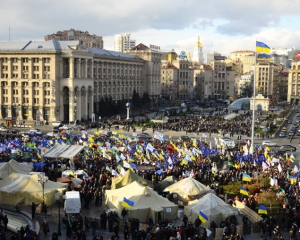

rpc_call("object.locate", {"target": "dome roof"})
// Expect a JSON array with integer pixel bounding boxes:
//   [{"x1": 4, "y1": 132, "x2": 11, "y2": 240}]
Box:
[{"x1": 228, "y1": 98, "x2": 250, "y2": 110}]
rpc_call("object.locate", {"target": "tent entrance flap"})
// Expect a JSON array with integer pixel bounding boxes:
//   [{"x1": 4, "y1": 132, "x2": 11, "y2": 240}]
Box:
[{"x1": 43, "y1": 145, "x2": 84, "y2": 159}]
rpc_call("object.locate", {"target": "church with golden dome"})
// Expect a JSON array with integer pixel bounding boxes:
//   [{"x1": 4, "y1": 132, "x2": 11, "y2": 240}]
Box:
[{"x1": 192, "y1": 36, "x2": 204, "y2": 63}]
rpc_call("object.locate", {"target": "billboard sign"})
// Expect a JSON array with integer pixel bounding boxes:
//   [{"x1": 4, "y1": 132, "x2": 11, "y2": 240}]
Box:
[
  {"x1": 150, "y1": 44, "x2": 161, "y2": 51},
  {"x1": 178, "y1": 51, "x2": 187, "y2": 60},
  {"x1": 214, "y1": 56, "x2": 226, "y2": 60}
]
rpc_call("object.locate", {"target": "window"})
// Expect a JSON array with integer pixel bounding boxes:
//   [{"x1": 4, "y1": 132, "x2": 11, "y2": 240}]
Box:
[
  {"x1": 33, "y1": 66, "x2": 39, "y2": 71},
  {"x1": 44, "y1": 98, "x2": 50, "y2": 104},
  {"x1": 13, "y1": 90, "x2": 18, "y2": 95},
  {"x1": 23, "y1": 90, "x2": 29, "y2": 95},
  {"x1": 22, "y1": 82, "x2": 28, "y2": 87},
  {"x1": 2, "y1": 89, "x2": 8, "y2": 94},
  {"x1": 22, "y1": 58, "x2": 28, "y2": 63},
  {"x1": 13, "y1": 97, "x2": 19, "y2": 103},
  {"x1": 44, "y1": 90, "x2": 50, "y2": 95},
  {"x1": 43, "y1": 82, "x2": 50, "y2": 88},
  {"x1": 43, "y1": 58, "x2": 50, "y2": 63},
  {"x1": 2, "y1": 58, "x2": 8, "y2": 63},
  {"x1": 22, "y1": 74, "x2": 28, "y2": 79},
  {"x1": 34, "y1": 98, "x2": 39, "y2": 104},
  {"x1": 11, "y1": 58, "x2": 18, "y2": 63},
  {"x1": 23, "y1": 98, "x2": 29, "y2": 103},
  {"x1": 1, "y1": 74, "x2": 8, "y2": 78},
  {"x1": 44, "y1": 66, "x2": 50, "y2": 71},
  {"x1": 2, "y1": 66, "x2": 8, "y2": 71},
  {"x1": 2, "y1": 97, "x2": 8, "y2": 103},
  {"x1": 33, "y1": 74, "x2": 39, "y2": 79},
  {"x1": 22, "y1": 66, "x2": 29, "y2": 71},
  {"x1": 12, "y1": 82, "x2": 18, "y2": 87},
  {"x1": 33, "y1": 58, "x2": 39, "y2": 63},
  {"x1": 33, "y1": 82, "x2": 39, "y2": 87},
  {"x1": 43, "y1": 73, "x2": 50, "y2": 79},
  {"x1": 34, "y1": 90, "x2": 39, "y2": 95}
]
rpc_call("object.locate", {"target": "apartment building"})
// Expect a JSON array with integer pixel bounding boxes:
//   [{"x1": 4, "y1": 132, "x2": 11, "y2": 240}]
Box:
[
  {"x1": 0, "y1": 40, "x2": 145, "y2": 123},
  {"x1": 114, "y1": 33, "x2": 136, "y2": 53}
]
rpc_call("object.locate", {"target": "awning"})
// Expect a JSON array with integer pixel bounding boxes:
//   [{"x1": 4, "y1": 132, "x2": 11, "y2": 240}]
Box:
[{"x1": 43, "y1": 145, "x2": 84, "y2": 159}]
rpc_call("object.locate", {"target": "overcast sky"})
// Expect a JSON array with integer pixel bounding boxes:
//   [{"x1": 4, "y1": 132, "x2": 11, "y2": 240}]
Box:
[{"x1": 1, "y1": 0, "x2": 300, "y2": 59}]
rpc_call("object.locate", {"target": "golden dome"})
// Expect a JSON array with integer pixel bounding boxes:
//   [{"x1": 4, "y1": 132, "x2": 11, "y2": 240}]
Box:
[{"x1": 195, "y1": 36, "x2": 203, "y2": 47}]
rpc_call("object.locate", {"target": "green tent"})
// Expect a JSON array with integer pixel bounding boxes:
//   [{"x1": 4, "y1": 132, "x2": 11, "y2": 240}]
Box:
[{"x1": 111, "y1": 169, "x2": 148, "y2": 189}]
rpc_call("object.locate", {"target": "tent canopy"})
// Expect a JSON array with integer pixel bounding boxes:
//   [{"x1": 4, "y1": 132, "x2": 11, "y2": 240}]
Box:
[
  {"x1": 184, "y1": 193, "x2": 237, "y2": 229},
  {"x1": 0, "y1": 173, "x2": 67, "y2": 206},
  {"x1": 0, "y1": 159, "x2": 33, "y2": 179},
  {"x1": 154, "y1": 175, "x2": 178, "y2": 193},
  {"x1": 106, "y1": 181, "x2": 178, "y2": 223},
  {"x1": 164, "y1": 176, "x2": 212, "y2": 205},
  {"x1": 43, "y1": 145, "x2": 84, "y2": 159},
  {"x1": 111, "y1": 169, "x2": 148, "y2": 189}
]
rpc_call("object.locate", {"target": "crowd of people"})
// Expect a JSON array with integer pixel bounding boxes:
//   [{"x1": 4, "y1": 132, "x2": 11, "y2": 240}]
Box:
[{"x1": 0, "y1": 111, "x2": 298, "y2": 240}]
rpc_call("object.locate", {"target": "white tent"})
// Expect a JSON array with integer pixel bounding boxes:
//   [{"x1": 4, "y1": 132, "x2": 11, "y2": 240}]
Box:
[
  {"x1": 0, "y1": 173, "x2": 67, "y2": 206},
  {"x1": 0, "y1": 159, "x2": 33, "y2": 179},
  {"x1": 184, "y1": 193, "x2": 237, "y2": 229},
  {"x1": 106, "y1": 181, "x2": 178, "y2": 223},
  {"x1": 43, "y1": 145, "x2": 84, "y2": 159},
  {"x1": 164, "y1": 176, "x2": 212, "y2": 205}
]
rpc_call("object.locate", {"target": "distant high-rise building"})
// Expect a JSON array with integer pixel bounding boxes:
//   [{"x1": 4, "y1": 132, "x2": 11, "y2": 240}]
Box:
[
  {"x1": 206, "y1": 51, "x2": 221, "y2": 64},
  {"x1": 192, "y1": 36, "x2": 204, "y2": 63},
  {"x1": 44, "y1": 29, "x2": 103, "y2": 49},
  {"x1": 114, "y1": 33, "x2": 136, "y2": 53}
]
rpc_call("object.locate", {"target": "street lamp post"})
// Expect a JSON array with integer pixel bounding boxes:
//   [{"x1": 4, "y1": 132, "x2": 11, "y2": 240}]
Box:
[
  {"x1": 126, "y1": 102, "x2": 131, "y2": 120},
  {"x1": 38, "y1": 175, "x2": 48, "y2": 202},
  {"x1": 55, "y1": 192, "x2": 62, "y2": 236}
]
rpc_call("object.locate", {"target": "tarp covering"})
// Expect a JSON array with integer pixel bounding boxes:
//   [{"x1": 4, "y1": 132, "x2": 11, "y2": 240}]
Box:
[
  {"x1": 233, "y1": 200, "x2": 263, "y2": 223},
  {"x1": 43, "y1": 145, "x2": 84, "y2": 159},
  {"x1": 0, "y1": 173, "x2": 67, "y2": 206},
  {"x1": 0, "y1": 159, "x2": 33, "y2": 179},
  {"x1": 154, "y1": 176, "x2": 178, "y2": 193},
  {"x1": 184, "y1": 193, "x2": 237, "y2": 229},
  {"x1": 111, "y1": 169, "x2": 148, "y2": 189},
  {"x1": 106, "y1": 181, "x2": 178, "y2": 223},
  {"x1": 164, "y1": 176, "x2": 212, "y2": 205}
]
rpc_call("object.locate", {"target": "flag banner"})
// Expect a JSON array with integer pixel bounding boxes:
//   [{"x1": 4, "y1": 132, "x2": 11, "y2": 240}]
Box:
[
  {"x1": 240, "y1": 186, "x2": 249, "y2": 196},
  {"x1": 256, "y1": 41, "x2": 271, "y2": 60},
  {"x1": 199, "y1": 211, "x2": 208, "y2": 223},
  {"x1": 258, "y1": 205, "x2": 267, "y2": 214},
  {"x1": 122, "y1": 197, "x2": 134, "y2": 209},
  {"x1": 242, "y1": 173, "x2": 251, "y2": 182}
]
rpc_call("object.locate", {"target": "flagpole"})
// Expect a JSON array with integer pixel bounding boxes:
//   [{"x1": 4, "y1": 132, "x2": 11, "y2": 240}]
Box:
[{"x1": 251, "y1": 43, "x2": 257, "y2": 148}]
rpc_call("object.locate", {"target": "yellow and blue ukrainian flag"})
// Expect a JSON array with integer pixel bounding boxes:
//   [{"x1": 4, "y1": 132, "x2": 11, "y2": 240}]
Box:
[
  {"x1": 240, "y1": 186, "x2": 249, "y2": 196},
  {"x1": 242, "y1": 173, "x2": 251, "y2": 182},
  {"x1": 290, "y1": 154, "x2": 296, "y2": 163},
  {"x1": 258, "y1": 205, "x2": 267, "y2": 215},
  {"x1": 256, "y1": 41, "x2": 271, "y2": 60},
  {"x1": 122, "y1": 197, "x2": 134, "y2": 209},
  {"x1": 290, "y1": 176, "x2": 297, "y2": 184},
  {"x1": 198, "y1": 211, "x2": 208, "y2": 223}
]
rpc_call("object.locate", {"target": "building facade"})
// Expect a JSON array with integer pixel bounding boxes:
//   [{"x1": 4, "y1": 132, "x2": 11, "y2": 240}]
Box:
[
  {"x1": 192, "y1": 64, "x2": 214, "y2": 99},
  {"x1": 230, "y1": 50, "x2": 255, "y2": 61},
  {"x1": 0, "y1": 40, "x2": 145, "y2": 123},
  {"x1": 114, "y1": 33, "x2": 136, "y2": 53},
  {"x1": 126, "y1": 43, "x2": 162, "y2": 102},
  {"x1": 287, "y1": 61, "x2": 300, "y2": 104},
  {"x1": 44, "y1": 29, "x2": 103, "y2": 49},
  {"x1": 206, "y1": 51, "x2": 221, "y2": 65}
]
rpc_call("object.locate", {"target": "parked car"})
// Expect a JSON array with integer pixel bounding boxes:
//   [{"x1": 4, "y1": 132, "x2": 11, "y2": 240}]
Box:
[
  {"x1": 279, "y1": 132, "x2": 286, "y2": 138},
  {"x1": 288, "y1": 119, "x2": 292, "y2": 124},
  {"x1": 282, "y1": 127, "x2": 287, "y2": 132},
  {"x1": 280, "y1": 145, "x2": 296, "y2": 151},
  {"x1": 47, "y1": 131, "x2": 59, "y2": 137},
  {"x1": 262, "y1": 140, "x2": 277, "y2": 147},
  {"x1": 29, "y1": 128, "x2": 42, "y2": 135},
  {"x1": 178, "y1": 136, "x2": 191, "y2": 142}
]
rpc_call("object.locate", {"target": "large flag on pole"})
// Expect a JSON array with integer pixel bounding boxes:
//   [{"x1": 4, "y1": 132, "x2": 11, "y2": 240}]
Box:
[{"x1": 256, "y1": 41, "x2": 271, "y2": 60}]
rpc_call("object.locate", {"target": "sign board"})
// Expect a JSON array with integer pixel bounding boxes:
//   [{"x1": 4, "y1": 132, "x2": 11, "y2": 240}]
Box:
[
  {"x1": 295, "y1": 51, "x2": 300, "y2": 61},
  {"x1": 178, "y1": 51, "x2": 187, "y2": 60},
  {"x1": 214, "y1": 56, "x2": 226, "y2": 60},
  {"x1": 150, "y1": 44, "x2": 160, "y2": 50}
]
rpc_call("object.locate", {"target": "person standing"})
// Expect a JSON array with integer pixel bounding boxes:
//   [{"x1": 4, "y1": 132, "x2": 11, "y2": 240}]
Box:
[
  {"x1": 42, "y1": 219, "x2": 49, "y2": 235},
  {"x1": 3, "y1": 215, "x2": 8, "y2": 232},
  {"x1": 51, "y1": 229, "x2": 58, "y2": 240},
  {"x1": 31, "y1": 202, "x2": 36, "y2": 219}
]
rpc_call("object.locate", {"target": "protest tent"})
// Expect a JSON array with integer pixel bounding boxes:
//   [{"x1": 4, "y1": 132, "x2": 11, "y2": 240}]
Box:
[
  {"x1": 0, "y1": 159, "x2": 33, "y2": 179},
  {"x1": 111, "y1": 169, "x2": 148, "y2": 189},
  {"x1": 164, "y1": 176, "x2": 212, "y2": 205},
  {"x1": 154, "y1": 175, "x2": 178, "y2": 193},
  {"x1": 184, "y1": 192, "x2": 237, "y2": 229},
  {"x1": 43, "y1": 145, "x2": 84, "y2": 159},
  {"x1": 0, "y1": 173, "x2": 67, "y2": 206},
  {"x1": 106, "y1": 181, "x2": 178, "y2": 223}
]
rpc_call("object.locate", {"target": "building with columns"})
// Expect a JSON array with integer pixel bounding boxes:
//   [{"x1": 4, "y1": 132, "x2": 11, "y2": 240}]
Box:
[{"x1": 0, "y1": 40, "x2": 145, "y2": 123}]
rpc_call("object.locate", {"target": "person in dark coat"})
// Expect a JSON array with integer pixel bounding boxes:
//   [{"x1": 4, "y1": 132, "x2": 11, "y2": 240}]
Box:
[
  {"x1": 31, "y1": 202, "x2": 36, "y2": 219},
  {"x1": 42, "y1": 219, "x2": 49, "y2": 235},
  {"x1": 51, "y1": 229, "x2": 58, "y2": 240},
  {"x1": 3, "y1": 215, "x2": 8, "y2": 232}
]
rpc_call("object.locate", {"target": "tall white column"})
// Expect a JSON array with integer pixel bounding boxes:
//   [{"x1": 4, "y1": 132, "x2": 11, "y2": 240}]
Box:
[
  {"x1": 59, "y1": 91, "x2": 64, "y2": 121},
  {"x1": 88, "y1": 89, "x2": 94, "y2": 118},
  {"x1": 69, "y1": 57, "x2": 74, "y2": 79},
  {"x1": 77, "y1": 58, "x2": 81, "y2": 78},
  {"x1": 85, "y1": 59, "x2": 88, "y2": 78},
  {"x1": 60, "y1": 59, "x2": 64, "y2": 78},
  {"x1": 83, "y1": 90, "x2": 88, "y2": 119}
]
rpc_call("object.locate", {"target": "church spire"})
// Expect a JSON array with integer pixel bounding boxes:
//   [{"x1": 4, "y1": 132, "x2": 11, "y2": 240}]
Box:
[{"x1": 192, "y1": 36, "x2": 204, "y2": 63}]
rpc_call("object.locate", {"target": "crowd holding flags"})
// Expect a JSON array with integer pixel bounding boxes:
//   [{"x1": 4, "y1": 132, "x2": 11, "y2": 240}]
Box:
[
  {"x1": 240, "y1": 186, "x2": 249, "y2": 196},
  {"x1": 258, "y1": 205, "x2": 267, "y2": 215}
]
